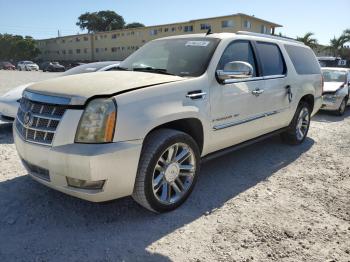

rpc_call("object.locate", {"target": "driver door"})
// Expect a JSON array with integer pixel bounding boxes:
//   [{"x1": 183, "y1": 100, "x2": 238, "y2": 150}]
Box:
[{"x1": 209, "y1": 40, "x2": 267, "y2": 152}]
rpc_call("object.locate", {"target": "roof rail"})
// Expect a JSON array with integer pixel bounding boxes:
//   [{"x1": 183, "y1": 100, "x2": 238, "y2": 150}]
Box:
[{"x1": 236, "y1": 31, "x2": 304, "y2": 45}]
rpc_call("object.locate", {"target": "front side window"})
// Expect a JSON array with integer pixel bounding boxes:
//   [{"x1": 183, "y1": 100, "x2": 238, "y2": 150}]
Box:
[
  {"x1": 285, "y1": 45, "x2": 321, "y2": 75},
  {"x1": 119, "y1": 38, "x2": 220, "y2": 77},
  {"x1": 217, "y1": 40, "x2": 257, "y2": 77},
  {"x1": 256, "y1": 42, "x2": 286, "y2": 76}
]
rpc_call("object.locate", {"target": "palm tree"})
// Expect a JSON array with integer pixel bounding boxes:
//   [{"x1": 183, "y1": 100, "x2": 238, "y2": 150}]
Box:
[
  {"x1": 329, "y1": 35, "x2": 348, "y2": 57},
  {"x1": 296, "y1": 32, "x2": 318, "y2": 48},
  {"x1": 343, "y1": 29, "x2": 350, "y2": 42}
]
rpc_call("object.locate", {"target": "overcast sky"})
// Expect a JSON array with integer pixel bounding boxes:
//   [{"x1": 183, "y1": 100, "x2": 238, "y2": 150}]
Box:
[{"x1": 0, "y1": 0, "x2": 349, "y2": 45}]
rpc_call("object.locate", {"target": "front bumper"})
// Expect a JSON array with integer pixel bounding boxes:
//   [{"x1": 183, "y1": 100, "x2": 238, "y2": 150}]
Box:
[
  {"x1": 0, "y1": 99, "x2": 19, "y2": 119},
  {"x1": 321, "y1": 95, "x2": 344, "y2": 111},
  {"x1": 14, "y1": 127, "x2": 143, "y2": 202}
]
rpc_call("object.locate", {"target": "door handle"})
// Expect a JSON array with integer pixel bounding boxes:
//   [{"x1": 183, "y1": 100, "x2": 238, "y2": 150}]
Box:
[
  {"x1": 186, "y1": 91, "x2": 207, "y2": 100},
  {"x1": 285, "y1": 85, "x2": 293, "y2": 102},
  {"x1": 252, "y1": 89, "x2": 264, "y2": 96}
]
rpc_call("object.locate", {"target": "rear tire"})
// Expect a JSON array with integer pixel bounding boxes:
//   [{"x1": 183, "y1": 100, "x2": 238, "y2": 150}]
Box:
[
  {"x1": 132, "y1": 129, "x2": 200, "y2": 213},
  {"x1": 281, "y1": 101, "x2": 311, "y2": 145}
]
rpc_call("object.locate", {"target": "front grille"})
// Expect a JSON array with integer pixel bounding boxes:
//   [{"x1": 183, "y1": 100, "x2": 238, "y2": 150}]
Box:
[{"x1": 15, "y1": 97, "x2": 67, "y2": 146}]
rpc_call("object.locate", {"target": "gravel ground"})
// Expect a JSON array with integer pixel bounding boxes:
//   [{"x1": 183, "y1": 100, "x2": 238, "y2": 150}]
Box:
[{"x1": 0, "y1": 71, "x2": 349, "y2": 262}]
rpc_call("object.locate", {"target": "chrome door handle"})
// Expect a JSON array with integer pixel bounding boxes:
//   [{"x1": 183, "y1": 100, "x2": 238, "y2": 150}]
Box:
[
  {"x1": 252, "y1": 89, "x2": 264, "y2": 96},
  {"x1": 186, "y1": 92, "x2": 207, "y2": 99}
]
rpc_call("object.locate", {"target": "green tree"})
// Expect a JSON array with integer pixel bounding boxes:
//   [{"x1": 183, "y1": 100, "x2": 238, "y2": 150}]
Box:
[
  {"x1": 329, "y1": 35, "x2": 348, "y2": 57},
  {"x1": 296, "y1": 32, "x2": 318, "y2": 48},
  {"x1": 76, "y1": 10, "x2": 126, "y2": 32},
  {"x1": 124, "y1": 22, "x2": 145, "y2": 29},
  {"x1": 0, "y1": 34, "x2": 40, "y2": 61}
]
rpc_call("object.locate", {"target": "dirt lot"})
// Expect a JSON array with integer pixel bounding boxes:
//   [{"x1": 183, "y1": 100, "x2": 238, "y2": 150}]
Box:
[{"x1": 0, "y1": 71, "x2": 349, "y2": 262}]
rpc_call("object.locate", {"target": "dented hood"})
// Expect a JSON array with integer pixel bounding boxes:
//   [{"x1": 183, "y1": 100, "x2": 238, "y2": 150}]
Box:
[
  {"x1": 26, "y1": 71, "x2": 184, "y2": 105},
  {"x1": 323, "y1": 82, "x2": 344, "y2": 93}
]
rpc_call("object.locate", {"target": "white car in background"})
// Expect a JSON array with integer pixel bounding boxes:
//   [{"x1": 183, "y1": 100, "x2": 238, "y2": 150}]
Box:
[
  {"x1": 0, "y1": 61, "x2": 120, "y2": 122},
  {"x1": 321, "y1": 67, "x2": 350, "y2": 115},
  {"x1": 17, "y1": 61, "x2": 39, "y2": 71}
]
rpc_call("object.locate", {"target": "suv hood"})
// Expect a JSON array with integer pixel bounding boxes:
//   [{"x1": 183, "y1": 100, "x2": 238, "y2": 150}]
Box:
[
  {"x1": 26, "y1": 71, "x2": 184, "y2": 105},
  {"x1": 323, "y1": 82, "x2": 344, "y2": 93}
]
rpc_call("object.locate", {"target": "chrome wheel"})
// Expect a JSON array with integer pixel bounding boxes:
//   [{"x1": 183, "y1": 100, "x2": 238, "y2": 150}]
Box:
[
  {"x1": 152, "y1": 143, "x2": 196, "y2": 205},
  {"x1": 296, "y1": 107, "x2": 310, "y2": 141}
]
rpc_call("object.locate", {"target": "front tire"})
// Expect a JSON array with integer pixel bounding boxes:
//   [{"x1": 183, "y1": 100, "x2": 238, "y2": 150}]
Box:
[
  {"x1": 336, "y1": 98, "x2": 347, "y2": 116},
  {"x1": 132, "y1": 129, "x2": 200, "y2": 213},
  {"x1": 281, "y1": 101, "x2": 311, "y2": 145}
]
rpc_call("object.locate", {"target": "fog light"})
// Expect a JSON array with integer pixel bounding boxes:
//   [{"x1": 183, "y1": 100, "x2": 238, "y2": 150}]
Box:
[{"x1": 66, "y1": 177, "x2": 105, "y2": 190}]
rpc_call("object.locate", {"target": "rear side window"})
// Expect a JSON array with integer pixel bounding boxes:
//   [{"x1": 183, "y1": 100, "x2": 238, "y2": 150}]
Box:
[
  {"x1": 256, "y1": 42, "x2": 286, "y2": 76},
  {"x1": 285, "y1": 45, "x2": 321, "y2": 75}
]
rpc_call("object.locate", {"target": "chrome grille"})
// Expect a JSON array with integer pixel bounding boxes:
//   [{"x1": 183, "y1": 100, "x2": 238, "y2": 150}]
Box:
[{"x1": 16, "y1": 97, "x2": 67, "y2": 146}]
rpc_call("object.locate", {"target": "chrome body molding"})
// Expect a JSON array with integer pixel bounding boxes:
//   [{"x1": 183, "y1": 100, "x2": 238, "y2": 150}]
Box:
[
  {"x1": 223, "y1": 75, "x2": 285, "y2": 85},
  {"x1": 213, "y1": 109, "x2": 286, "y2": 131},
  {"x1": 23, "y1": 90, "x2": 86, "y2": 106}
]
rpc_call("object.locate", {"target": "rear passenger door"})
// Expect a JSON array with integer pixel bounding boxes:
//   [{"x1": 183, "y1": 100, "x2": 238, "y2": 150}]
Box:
[{"x1": 253, "y1": 41, "x2": 291, "y2": 130}]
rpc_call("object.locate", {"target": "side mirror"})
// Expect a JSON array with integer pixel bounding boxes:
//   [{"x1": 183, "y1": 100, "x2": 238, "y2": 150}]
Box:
[{"x1": 216, "y1": 61, "x2": 253, "y2": 84}]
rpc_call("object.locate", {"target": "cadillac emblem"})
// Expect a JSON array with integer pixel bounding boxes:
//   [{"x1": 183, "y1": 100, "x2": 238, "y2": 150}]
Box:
[{"x1": 23, "y1": 111, "x2": 33, "y2": 128}]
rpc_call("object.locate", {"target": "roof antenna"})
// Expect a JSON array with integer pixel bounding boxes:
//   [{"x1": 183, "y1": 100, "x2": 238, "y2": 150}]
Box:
[{"x1": 206, "y1": 28, "x2": 212, "y2": 36}]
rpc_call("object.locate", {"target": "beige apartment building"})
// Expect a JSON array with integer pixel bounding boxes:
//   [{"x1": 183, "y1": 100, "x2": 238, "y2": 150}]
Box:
[{"x1": 36, "y1": 13, "x2": 282, "y2": 62}]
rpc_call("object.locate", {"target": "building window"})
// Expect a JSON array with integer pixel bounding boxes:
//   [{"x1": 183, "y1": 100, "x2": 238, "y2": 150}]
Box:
[
  {"x1": 111, "y1": 47, "x2": 117, "y2": 52},
  {"x1": 62, "y1": 50, "x2": 66, "y2": 55},
  {"x1": 76, "y1": 37, "x2": 80, "y2": 42},
  {"x1": 184, "y1": 25, "x2": 193, "y2": 32},
  {"x1": 222, "y1": 20, "x2": 235, "y2": 28},
  {"x1": 244, "y1": 20, "x2": 252, "y2": 29},
  {"x1": 112, "y1": 34, "x2": 117, "y2": 39},
  {"x1": 84, "y1": 48, "x2": 88, "y2": 53},
  {"x1": 95, "y1": 48, "x2": 99, "y2": 53},
  {"x1": 83, "y1": 36, "x2": 89, "y2": 41},
  {"x1": 171, "y1": 27, "x2": 176, "y2": 32},
  {"x1": 178, "y1": 26, "x2": 183, "y2": 31},
  {"x1": 149, "y1": 29, "x2": 158, "y2": 36},
  {"x1": 200, "y1": 24, "x2": 211, "y2": 30},
  {"x1": 261, "y1": 25, "x2": 269, "y2": 34},
  {"x1": 76, "y1": 49, "x2": 81, "y2": 54},
  {"x1": 164, "y1": 28, "x2": 169, "y2": 32},
  {"x1": 61, "y1": 39, "x2": 65, "y2": 44}
]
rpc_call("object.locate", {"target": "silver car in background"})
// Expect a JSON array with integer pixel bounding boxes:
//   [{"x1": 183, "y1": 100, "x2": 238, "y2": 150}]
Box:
[
  {"x1": 0, "y1": 61, "x2": 120, "y2": 122},
  {"x1": 321, "y1": 67, "x2": 350, "y2": 115}
]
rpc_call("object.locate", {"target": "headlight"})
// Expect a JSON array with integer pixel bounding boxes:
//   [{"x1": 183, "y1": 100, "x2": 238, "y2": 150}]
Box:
[{"x1": 75, "y1": 98, "x2": 117, "y2": 143}]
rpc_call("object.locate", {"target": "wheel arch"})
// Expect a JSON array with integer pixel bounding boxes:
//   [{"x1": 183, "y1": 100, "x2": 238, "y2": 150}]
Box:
[
  {"x1": 144, "y1": 118, "x2": 204, "y2": 154},
  {"x1": 299, "y1": 94, "x2": 314, "y2": 112}
]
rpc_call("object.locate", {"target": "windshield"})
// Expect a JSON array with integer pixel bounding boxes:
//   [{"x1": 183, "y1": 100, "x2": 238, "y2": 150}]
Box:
[
  {"x1": 62, "y1": 61, "x2": 119, "y2": 76},
  {"x1": 119, "y1": 38, "x2": 220, "y2": 77},
  {"x1": 24, "y1": 61, "x2": 34, "y2": 64},
  {"x1": 322, "y1": 69, "x2": 347, "y2": 82}
]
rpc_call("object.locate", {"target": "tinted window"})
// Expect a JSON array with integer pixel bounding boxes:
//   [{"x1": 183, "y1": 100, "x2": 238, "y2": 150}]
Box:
[
  {"x1": 217, "y1": 40, "x2": 257, "y2": 76},
  {"x1": 322, "y1": 69, "x2": 347, "y2": 82},
  {"x1": 256, "y1": 42, "x2": 286, "y2": 76},
  {"x1": 285, "y1": 45, "x2": 321, "y2": 75}
]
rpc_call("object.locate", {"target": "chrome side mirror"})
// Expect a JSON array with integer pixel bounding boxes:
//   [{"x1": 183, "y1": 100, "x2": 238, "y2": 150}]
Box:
[{"x1": 216, "y1": 61, "x2": 253, "y2": 84}]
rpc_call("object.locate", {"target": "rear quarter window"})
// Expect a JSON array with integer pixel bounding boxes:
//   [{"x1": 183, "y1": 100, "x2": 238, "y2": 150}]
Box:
[{"x1": 285, "y1": 45, "x2": 321, "y2": 75}]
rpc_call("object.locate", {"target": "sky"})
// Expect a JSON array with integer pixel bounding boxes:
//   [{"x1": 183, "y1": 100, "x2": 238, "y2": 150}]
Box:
[{"x1": 0, "y1": 0, "x2": 349, "y2": 45}]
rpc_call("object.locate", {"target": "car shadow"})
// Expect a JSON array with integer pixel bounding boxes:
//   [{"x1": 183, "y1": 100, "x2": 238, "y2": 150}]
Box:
[
  {"x1": 0, "y1": 123, "x2": 13, "y2": 144},
  {"x1": 0, "y1": 135, "x2": 314, "y2": 261},
  {"x1": 313, "y1": 107, "x2": 350, "y2": 123}
]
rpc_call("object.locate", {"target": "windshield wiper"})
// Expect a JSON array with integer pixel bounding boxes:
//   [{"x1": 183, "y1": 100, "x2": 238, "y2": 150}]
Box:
[
  {"x1": 132, "y1": 67, "x2": 176, "y2": 76},
  {"x1": 114, "y1": 66, "x2": 129, "y2": 71}
]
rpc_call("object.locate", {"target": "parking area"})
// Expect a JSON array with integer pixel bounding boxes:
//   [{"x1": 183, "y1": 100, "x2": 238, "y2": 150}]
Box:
[{"x1": 0, "y1": 71, "x2": 349, "y2": 261}]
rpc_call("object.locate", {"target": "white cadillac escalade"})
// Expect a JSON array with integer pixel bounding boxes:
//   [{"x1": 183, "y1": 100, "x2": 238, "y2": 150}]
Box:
[{"x1": 14, "y1": 32, "x2": 323, "y2": 213}]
